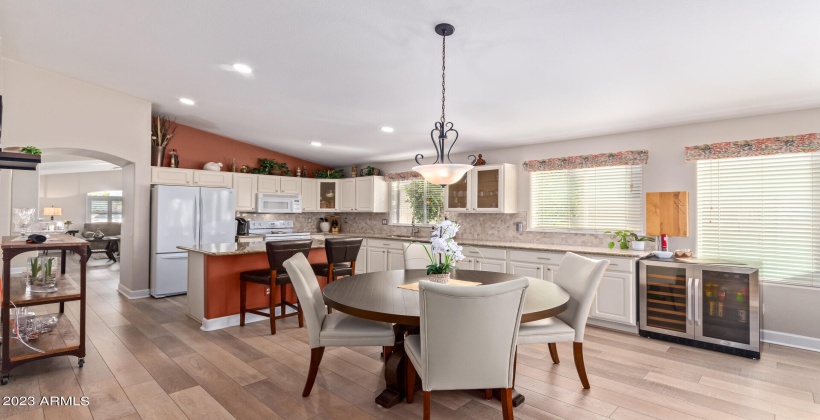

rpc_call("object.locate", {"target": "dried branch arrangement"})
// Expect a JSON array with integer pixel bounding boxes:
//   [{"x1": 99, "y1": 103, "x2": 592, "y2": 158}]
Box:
[{"x1": 151, "y1": 115, "x2": 177, "y2": 147}]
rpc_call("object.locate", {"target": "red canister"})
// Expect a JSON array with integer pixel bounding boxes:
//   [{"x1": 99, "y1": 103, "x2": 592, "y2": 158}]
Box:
[{"x1": 661, "y1": 234, "x2": 668, "y2": 251}]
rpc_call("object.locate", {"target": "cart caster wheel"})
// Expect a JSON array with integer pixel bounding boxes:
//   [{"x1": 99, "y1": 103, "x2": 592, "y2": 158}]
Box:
[
  {"x1": 1, "y1": 376, "x2": 9, "y2": 385},
  {"x1": 78, "y1": 359, "x2": 84, "y2": 368}
]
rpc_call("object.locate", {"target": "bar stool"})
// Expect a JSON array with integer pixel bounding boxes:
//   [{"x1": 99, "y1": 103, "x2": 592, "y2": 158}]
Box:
[
  {"x1": 239, "y1": 239, "x2": 313, "y2": 335},
  {"x1": 311, "y1": 237, "x2": 363, "y2": 283}
]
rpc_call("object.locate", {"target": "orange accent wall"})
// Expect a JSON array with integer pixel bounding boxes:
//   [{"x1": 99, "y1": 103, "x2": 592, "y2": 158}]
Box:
[
  {"x1": 162, "y1": 123, "x2": 332, "y2": 175},
  {"x1": 202, "y1": 248, "x2": 329, "y2": 320}
]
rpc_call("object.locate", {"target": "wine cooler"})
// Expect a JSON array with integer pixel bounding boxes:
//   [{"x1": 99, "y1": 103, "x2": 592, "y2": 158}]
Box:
[{"x1": 639, "y1": 258, "x2": 760, "y2": 358}]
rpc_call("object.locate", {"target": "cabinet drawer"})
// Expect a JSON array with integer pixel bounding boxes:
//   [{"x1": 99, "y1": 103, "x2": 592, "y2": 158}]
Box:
[
  {"x1": 365, "y1": 239, "x2": 405, "y2": 250},
  {"x1": 597, "y1": 256, "x2": 634, "y2": 273},
  {"x1": 509, "y1": 250, "x2": 562, "y2": 264},
  {"x1": 462, "y1": 246, "x2": 506, "y2": 260}
]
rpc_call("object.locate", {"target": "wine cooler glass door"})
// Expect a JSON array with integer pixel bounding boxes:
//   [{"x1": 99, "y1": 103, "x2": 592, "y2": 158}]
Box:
[
  {"x1": 694, "y1": 267, "x2": 760, "y2": 352},
  {"x1": 639, "y1": 262, "x2": 693, "y2": 339}
]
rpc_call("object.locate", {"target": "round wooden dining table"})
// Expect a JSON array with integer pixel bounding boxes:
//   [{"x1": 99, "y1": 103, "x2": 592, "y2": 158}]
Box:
[{"x1": 323, "y1": 269, "x2": 571, "y2": 409}]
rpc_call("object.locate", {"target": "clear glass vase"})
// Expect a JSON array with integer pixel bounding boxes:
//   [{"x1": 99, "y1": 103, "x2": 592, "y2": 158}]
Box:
[{"x1": 27, "y1": 256, "x2": 59, "y2": 293}]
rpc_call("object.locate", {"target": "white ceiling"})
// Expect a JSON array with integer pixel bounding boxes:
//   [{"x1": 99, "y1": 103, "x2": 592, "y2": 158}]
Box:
[
  {"x1": 3, "y1": 1, "x2": 820, "y2": 166},
  {"x1": 38, "y1": 155, "x2": 121, "y2": 175}
]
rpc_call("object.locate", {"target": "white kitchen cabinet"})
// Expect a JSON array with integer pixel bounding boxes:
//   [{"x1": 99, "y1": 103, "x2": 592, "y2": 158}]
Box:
[
  {"x1": 590, "y1": 270, "x2": 635, "y2": 325},
  {"x1": 339, "y1": 177, "x2": 388, "y2": 212},
  {"x1": 257, "y1": 176, "x2": 280, "y2": 193},
  {"x1": 367, "y1": 247, "x2": 388, "y2": 272},
  {"x1": 509, "y1": 261, "x2": 546, "y2": 280},
  {"x1": 151, "y1": 167, "x2": 194, "y2": 185},
  {"x1": 387, "y1": 249, "x2": 404, "y2": 270},
  {"x1": 257, "y1": 175, "x2": 301, "y2": 194},
  {"x1": 193, "y1": 170, "x2": 233, "y2": 188},
  {"x1": 444, "y1": 164, "x2": 517, "y2": 213},
  {"x1": 340, "y1": 179, "x2": 356, "y2": 211},
  {"x1": 233, "y1": 174, "x2": 258, "y2": 211},
  {"x1": 508, "y1": 250, "x2": 561, "y2": 281},
  {"x1": 475, "y1": 258, "x2": 507, "y2": 273},
  {"x1": 280, "y1": 177, "x2": 301, "y2": 194},
  {"x1": 301, "y1": 179, "x2": 318, "y2": 211}
]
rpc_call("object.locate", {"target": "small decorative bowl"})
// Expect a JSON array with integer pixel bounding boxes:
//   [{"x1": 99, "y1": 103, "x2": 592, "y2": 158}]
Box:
[{"x1": 652, "y1": 251, "x2": 674, "y2": 259}]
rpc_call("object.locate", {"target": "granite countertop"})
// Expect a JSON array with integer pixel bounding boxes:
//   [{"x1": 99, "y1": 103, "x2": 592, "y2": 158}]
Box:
[
  {"x1": 313, "y1": 232, "x2": 651, "y2": 258},
  {"x1": 185, "y1": 232, "x2": 650, "y2": 258},
  {"x1": 178, "y1": 241, "x2": 324, "y2": 256}
]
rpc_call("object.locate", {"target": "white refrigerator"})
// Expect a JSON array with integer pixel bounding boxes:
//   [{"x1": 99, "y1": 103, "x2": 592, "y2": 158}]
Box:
[{"x1": 150, "y1": 185, "x2": 235, "y2": 297}]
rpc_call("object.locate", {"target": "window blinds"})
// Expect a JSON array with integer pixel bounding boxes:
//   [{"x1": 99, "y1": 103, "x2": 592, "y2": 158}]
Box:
[
  {"x1": 530, "y1": 165, "x2": 643, "y2": 231},
  {"x1": 390, "y1": 180, "x2": 445, "y2": 225},
  {"x1": 697, "y1": 153, "x2": 820, "y2": 287}
]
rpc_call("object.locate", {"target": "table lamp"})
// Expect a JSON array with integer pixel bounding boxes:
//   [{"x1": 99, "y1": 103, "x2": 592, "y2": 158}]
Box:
[{"x1": 43, "y1": 206, "x2": 62, "y2": 221}]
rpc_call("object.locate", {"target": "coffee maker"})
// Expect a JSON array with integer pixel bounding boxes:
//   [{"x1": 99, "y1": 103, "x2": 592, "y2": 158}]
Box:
[{"x1": 235, "y1": 217, "x2": 249, "y2": 235}]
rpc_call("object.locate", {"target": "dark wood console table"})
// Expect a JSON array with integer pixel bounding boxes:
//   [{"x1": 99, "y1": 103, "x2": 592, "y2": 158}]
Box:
[{"x1": 0, "y1": 234, "x2": 88, "y2": 384}]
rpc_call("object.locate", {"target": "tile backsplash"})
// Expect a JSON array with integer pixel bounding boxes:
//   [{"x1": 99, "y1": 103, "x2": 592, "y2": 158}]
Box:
[{"x1": 237, "y1": 211, "x2": 654, "y2": 250}]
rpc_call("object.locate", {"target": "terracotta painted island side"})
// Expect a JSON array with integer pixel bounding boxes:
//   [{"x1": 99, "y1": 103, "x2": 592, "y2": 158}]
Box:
[{"x1": 178, "y1": 242, "x2": 329, "y2": 331}]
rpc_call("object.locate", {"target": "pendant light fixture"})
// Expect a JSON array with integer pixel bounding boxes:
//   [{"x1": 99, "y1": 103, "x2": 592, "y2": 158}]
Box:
[{"x1": 412, "y1": 23, "x2": 476, "y2": 186}]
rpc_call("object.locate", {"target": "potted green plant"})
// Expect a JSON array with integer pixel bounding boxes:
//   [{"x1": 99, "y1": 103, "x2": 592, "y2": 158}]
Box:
[
  {"x1": 628, "y1": 233, "x2": 656, "y2": 251},
  {"x1": 605, "y1": 230, "x2": 633, "y2": 250},
  {"x1": 21, "y1": 146, "x2": 42, "y2": 155},
  {"x1": 252, "y1": 158, "x2": 277, "y2": 175}
]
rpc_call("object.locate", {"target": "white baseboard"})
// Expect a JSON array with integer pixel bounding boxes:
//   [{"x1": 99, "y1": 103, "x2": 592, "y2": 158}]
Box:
[
  {"x1": 587, "y1": 318, "x2": 639, "y2": 334},
  {"x1": 195, "y1": 307, "x2": 297, "y2": 331},
  {"x1": 117, "y1": 283, "x2": 150, "y2": 299},
  {"x1": 762, "y1": 330, "x2": 820, "y2": 353}
]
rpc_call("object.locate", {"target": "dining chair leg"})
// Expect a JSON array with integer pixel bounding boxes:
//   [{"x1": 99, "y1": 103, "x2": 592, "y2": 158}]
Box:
[
  {"x1": 269, "y1": 282, "x2": 277, "y2": 335},
  {"x1": 573, "y1": 342, "x2": 590, "y2": 389},
  {"x1": 296, "y1": 295, "x2": 304, "y2": 328},
  {"x1": 239, "y1": 280, "x2": 247, "y2": 327},
  {"x1": 303, "y1": 347, "x2": 325, "y2": 397},
  {"x1": 483, "y1": 389, "x2": 492, "y2": 400},
  {"x1": 423, "y1": 391, "x2": 431, "y2": 420},
  {"x1": 499, "y1": 388, "x2": 514, "y2": 420},
  {"x1": 406, "y1": 358, "x2": 416, "y2": 404},
  {"x1": 383, "y1": 346, "x2": 393, "y2": 361},
  {"x1": 548, "y1": 343, "x2": 560, "y2": 364},
  {"x1": 280, "y1": 284, "x2": 288, "y2": 323}
]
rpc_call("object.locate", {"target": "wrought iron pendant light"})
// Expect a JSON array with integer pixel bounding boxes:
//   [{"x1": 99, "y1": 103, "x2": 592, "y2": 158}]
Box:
[{"x1": 412, "y1": 23, "x2": 476, "y2": 186}]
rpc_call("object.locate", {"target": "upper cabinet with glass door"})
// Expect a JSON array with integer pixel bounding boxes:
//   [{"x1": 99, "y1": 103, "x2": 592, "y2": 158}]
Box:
[{"x1": 444, "y1": 164, "x2": 517, "y2": 213}]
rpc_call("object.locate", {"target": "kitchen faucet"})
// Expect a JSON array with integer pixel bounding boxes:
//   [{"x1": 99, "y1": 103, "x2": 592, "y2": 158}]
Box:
[{"x1": 411, "y1": 220, "x2": 420, "y2": 237}]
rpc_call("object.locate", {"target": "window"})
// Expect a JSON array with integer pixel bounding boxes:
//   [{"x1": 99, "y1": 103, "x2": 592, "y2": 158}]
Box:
[
  {"x1": 697, "y1": 153, "x2": 820, "y2": 287},
  {"x1": 529, "y1": 165, "x2": 643, "y2": 231},
  {"x1": 87, "y1": 191, "x2": 123, "y2": 222},
  {"x1": 390, "y1": 180, "x2": 445, "y2": 225}
]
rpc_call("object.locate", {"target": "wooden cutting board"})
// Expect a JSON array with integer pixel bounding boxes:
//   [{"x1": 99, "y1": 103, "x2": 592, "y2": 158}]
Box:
[{"x1": 646, "y1": 191, "x2": 689, "y2": 237}]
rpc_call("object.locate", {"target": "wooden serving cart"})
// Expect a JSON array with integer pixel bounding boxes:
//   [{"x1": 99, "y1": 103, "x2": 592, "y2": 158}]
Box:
[{"x1": 0, "y1": 234, "x2": 87, "y2": 384}]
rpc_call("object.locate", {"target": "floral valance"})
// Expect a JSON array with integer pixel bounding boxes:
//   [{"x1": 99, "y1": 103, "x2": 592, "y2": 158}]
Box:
[
  {"x1": 384, "y1": 170, "x2": 423, "y2": 182},
  {"x1": 685, "y1": 133, "x2": 820, "y2": 162},
  {"x1": 522, "y1": 149, "x2": 648, "y2": 173}
]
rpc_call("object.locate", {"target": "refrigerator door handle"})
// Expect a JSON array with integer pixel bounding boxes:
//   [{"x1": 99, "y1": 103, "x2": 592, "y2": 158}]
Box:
[
  {"x1": 687, "y1": 277, "x2": 693, "y2": 324},
  {"x1": 694, "y1": 278, "x2": 700, "y2": 326},
  {"x1": 195, "y1": 192, "x2": 201, "y2": 246}
]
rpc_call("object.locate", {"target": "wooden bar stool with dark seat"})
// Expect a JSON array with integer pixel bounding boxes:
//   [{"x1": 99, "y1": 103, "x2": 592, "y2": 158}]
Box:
[
  {"x1": 311, "y1": 237, "x2": 363, "y2": 283},
  {"x1": 239, "y1": 239, "x2": 313, "y2": 335}
]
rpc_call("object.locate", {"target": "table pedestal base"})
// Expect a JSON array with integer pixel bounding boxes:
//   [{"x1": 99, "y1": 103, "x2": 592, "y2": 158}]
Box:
[{"x1": 376, "y1": 325, "x2": 415, "y2": 408}]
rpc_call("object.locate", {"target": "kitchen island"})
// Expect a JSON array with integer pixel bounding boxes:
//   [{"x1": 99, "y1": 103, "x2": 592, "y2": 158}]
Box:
[{"x1": 178, "y1": 241, "x2": 328, "y2": 331}]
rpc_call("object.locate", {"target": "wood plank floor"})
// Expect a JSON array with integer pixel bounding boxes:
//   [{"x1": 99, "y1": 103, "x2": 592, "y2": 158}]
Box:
[{"x1": 1, "y1": 254, "x2": 819, "y2": 419}]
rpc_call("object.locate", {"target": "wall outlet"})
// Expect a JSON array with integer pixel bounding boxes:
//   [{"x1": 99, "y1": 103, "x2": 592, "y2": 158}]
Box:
[
  {"x1": 382, "y1": 219, "x2": 388, "y2": 225},
  {"x1": 266, "y1": 288, "x2": 270, "y2": 295},
  {"x1": 308, "y1": 217, "x2": 312, "y2": 223},
  {"x1": 344, "y1": 217, "x2": 348, "y2": 223}
]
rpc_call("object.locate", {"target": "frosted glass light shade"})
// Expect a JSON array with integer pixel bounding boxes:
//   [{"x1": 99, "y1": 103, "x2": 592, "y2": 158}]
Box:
[{"x1": 413, "y1": 164, "x2": 473, "y2": 186}]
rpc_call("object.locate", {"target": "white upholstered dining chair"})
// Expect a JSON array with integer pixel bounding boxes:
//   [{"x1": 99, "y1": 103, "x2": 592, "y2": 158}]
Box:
[
  {"x1": 517, "y1": 252, "x2": 609, "y2": 389},
  {"x1": 403, "y1": 242, "x2": 432, "y2": 270},
  {"x1": 405, "y1": 278, "x2": 529, "y2": 420},
  {"x1": 283, "y1": 253, "x2": 396, "y2": 397}
]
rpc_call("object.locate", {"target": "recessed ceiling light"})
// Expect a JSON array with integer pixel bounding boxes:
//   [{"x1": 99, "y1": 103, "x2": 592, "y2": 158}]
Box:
[
  {"x1": 311, "y1": 141, "x2": 322, "y2": 147},
  {"x1": 179, "y1": 97, "x2": 196, "y2": 105},
  {"x1": 381, "y1": 126, "x2": 395, "y2": 133},
  {"x1": 232, "y1": 63, "x2": 253, "y2": 74}
]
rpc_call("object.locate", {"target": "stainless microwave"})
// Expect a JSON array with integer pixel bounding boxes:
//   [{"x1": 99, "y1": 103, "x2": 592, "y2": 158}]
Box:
[{"x1": 256, "y1": 193, "x2": 302, "y2": 213}]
